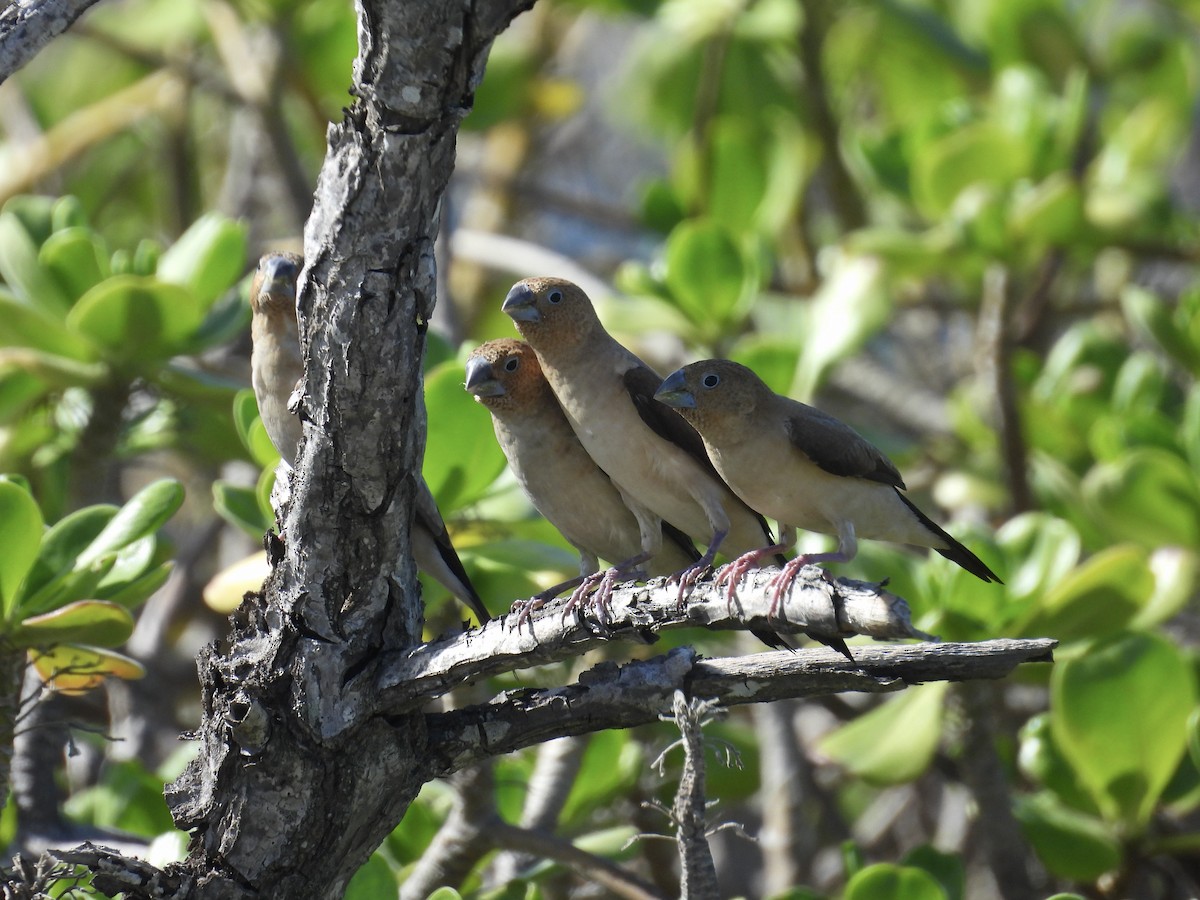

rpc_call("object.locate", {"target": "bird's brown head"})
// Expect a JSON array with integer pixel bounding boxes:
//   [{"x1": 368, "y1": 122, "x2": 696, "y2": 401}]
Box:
[
  {"x1": 464, "y1": 338, "x2": 549, "y2": 414},
  {"x1": 501, "y1": 277, "x2": 600, "y2": 351},
  {"x1": 654, "y1": 359, "x2": 768, "y2": 437},
  {"x1": 249, "y1": 252, "x2": 303, "y2": 318}
]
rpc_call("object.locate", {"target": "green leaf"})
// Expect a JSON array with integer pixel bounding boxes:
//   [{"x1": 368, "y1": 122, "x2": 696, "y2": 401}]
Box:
[
  {"x1": 1122, "y1": 286, "x2": 1200, "y2": 375},
  {"x1": 1015, "y1": 544, "x2": 1151, "y2": 642},
  {"x1": 98, "y1": 562, "x2": 172, "y2": 609},
  {"x1": 15, "y1": 555, "x2": 117, "y2": 619},
  {"x1": 38, "y1": 227, "x2": 110, "y2": 302},
  {"x1": 18, "y1": 505, "x2": 115, "y2": 602},
  {"x1": 155, "y1": 213, "x2": 247, "y2": 309},
  {"x1": 663, "y1": 218, "x2": 752, "y2": 334},
  {"x1": 0, "y1": 479, "x2": 43, "y2": 620},
  {"x1": 11, "y1": 600, "x2": 134, "y2": 648},
  {"x1": 1082, "y1": 449, "x2": 1200, "y2": 548},
  {"x1": 0, "y1": 210, "x2": 72, "y2": 315},
  {"x1": 791, "y1": 253, "x2": 889, "y2": 401},
  {"x1": 0, "y1": 291, "x2": 95, "y2": 359},
  {"x1": 75, "y1": 479, "x2": 184, "y2": 569},
  {"x1": 214, "y1": 481, "x2": 273, "y2": 538},
  {"x1": 422, "y1": 360, "x2": 507, "y2": 513},
  {"x1": 560, "y1": 732, "x2": 643, "y2": 827},
  {"x1": 344, "y1": 853, "x2": 397, "y2": 900},
  {"x1": 901, "y1": 846, "x2": 963, "y2": 900},
  {"x1": 844, "y1": 863, "x2": 947, "y2": 900},
  {"x1": 995, "y1": 513, "x2": 1080, "y2": 606},
  {"x1": 912, "y1": 123, "x2": 1028, "y2": 218},
  {"x1": 65, "y1": 276, "x2": 204, "y2": 365},
  {"x1": 1008, "y1": 174, "x2": 1083, "y2": 246},
  {"x1": 1014, "y1": 793, "x2": 1121, "y2": 881},
  {"x1": 1052, "y1": 631, "x2": 1196, "y2": 828},
  {"x1": 818, "y1": 683, "x2": 947, "y2": 784}
]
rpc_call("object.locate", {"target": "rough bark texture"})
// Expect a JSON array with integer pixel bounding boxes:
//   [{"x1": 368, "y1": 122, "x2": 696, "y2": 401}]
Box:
[
  {"x1": 161, "y1": 3, "x2": 534, "y2": 898},
  {"x1": 0, "y1": 0, "x2": 103, "y2": 84}
]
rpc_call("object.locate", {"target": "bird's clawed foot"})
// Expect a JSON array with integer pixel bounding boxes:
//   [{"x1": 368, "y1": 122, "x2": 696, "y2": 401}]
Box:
[
  {"x1": 561, "y1": 568, "x2": 618, "y2": 627},
  {"x1": 715, "y1": 543, "x2": 789, "y2": 613},
  {"x1": 669, "y1": 561, "x2": 713, "y2": 609},
  {"x1": 767, "y1": 552, "x2": 846, "y2": 618}
]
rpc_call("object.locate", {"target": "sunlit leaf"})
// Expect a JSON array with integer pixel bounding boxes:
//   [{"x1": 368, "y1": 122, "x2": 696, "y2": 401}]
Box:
[
  {"x1": 155, "y1": 213, "x2": 247, "y2": 310},
  {"x1": 0, "y1": 479, "x2": 43, "y2": 620},
  {"x1": 1014, "y1": 793, "x2": 1121, "y2": 881},
  {"x1": 11, "y1": 599, "x2": 134, "y2": 648},
  {"x1": 0, "y1": 209, "x2": 72, "y2": 314},
  {"x1": 844, "y1": 863, "x2": 947, "y2": 900},
  {"x1": 818, "y1": 683, "x2": 947, "y2": 784},
  {"x1": 203, "y1": 551, "x2": 268, "y2": 615},
  {"x1": 66, "y1": 276, "x2": 204, "y2": 365},
  {"x1": 1052, "y1": 631, "x2": 1196, "y2": 828},
  {"x1": 75, "y1": 479, "x2": 184, "y2": 569},
  {"x1": 39, "y1": 227, "x2": 109, "y2": 302},
  {"x1": 422, "y1": 360, "x2": 507, "y2": 513}
]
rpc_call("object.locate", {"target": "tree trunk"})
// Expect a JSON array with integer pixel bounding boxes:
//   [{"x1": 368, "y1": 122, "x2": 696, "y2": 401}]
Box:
[{"x1": 163, "y1": 3, "x2": 533, "y2": 897}]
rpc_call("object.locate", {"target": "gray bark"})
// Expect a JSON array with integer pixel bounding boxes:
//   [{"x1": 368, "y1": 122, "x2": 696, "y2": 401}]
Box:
[
  {"x1": 160, "y1": 2, "x2": 534, "y2": 898},
  {"x1": 0, "y1": 0, "x2": 103, "y2": 84}
]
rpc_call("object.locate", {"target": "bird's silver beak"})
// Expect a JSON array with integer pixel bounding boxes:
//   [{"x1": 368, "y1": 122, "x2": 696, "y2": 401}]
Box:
[
  {"x1": 464, "y1": 357, "x2": 505, "y2": 398},
  {"x1": 502, "y1": 283, "x2": 540, "y2": 323},
  {"x1": 261, "y1": 256, "x2": 300, "y2": 296},
  {"x1": 654, "y1": 369, "x2": 696, "y2": 409}
]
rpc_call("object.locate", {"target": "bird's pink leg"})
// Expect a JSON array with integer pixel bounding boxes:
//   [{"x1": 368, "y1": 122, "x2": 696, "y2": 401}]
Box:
[
  {"x1": 768, "y1": 550, "x2": 850, "y2": 618},
  {"x1": 669, "y1": 529, "x2": 727, "y2": 608},
  {"x1": 715, "y1": 543, "x2": 790, "y2": 612},
  {"x1": 509, "y1": 574, "x2": 588, "y2": 630},
  {"x1": 562, "y1": 551, "x2": 652, "y2": 627}
]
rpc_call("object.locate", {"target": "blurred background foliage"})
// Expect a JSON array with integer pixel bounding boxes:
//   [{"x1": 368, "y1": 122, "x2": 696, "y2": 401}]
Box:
[{"x1": 0, "y1": 0, "x2": 1198, "y2": 896}]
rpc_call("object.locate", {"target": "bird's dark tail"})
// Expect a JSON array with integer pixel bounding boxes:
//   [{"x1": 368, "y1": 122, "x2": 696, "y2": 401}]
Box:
[{"x1": 895, "y1": 490, "x2": 1003, "y2": 584}]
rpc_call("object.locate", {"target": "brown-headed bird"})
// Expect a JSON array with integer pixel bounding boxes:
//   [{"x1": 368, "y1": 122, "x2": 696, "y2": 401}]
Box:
[
  {"x1": 500, "y1": 278, "x2": 787, "y2": 602},
  {"x1": 654, "y1": 359, "x2": 1002, "y2": 611},
  {"x1": 465, "y1": 338, "x2": 700, "y2": 616},
  {"x1": 250, "y1": 252, "x2": 490, "y2": 625}
]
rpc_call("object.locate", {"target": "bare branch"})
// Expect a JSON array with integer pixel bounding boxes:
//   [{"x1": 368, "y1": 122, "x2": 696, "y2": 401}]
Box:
[
  {"x1": 0, "y1": 0, "x2": 101, "y2": 84},
  {"x1": 667, "y1": 693, "x2": 719, "y2": 899},
  {"x1": 424, "y1": 639, "x2": 1056, "y2": 776},
  {"x1": 378, "y1": 566, "x2": 933, "y2": 711}
]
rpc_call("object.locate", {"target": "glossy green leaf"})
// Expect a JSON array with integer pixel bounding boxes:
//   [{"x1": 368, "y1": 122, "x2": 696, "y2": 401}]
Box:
[
  {"x1": 901, "y1": 846, "x2": 963, "y2": 900},
  {"x1": 11, "y1": 599, "x2": 134, "y2": 648},
  {"x1": 1122, "y1": 286, "x2": 1200, "y2": 374},
  {"x1": 155, "y1": 213, "x2": 247, "y2": 309},
  {"x1": 65, "y1": 276, "x2": 204, "y2": 364},
  {"x1": 560, "y1": 732, "x2": 642, "y2": 827},
  {"x1": 1015, "y1": 544, "x2": 1150, "y2": 642},
  {"x1": 1017, "y1": 714, "x2": 1098, "y2": 815},
  {"x1": 30, "y1": 643, "x2": 144, "y2": 695},
  {"x1": 4, "y1": 196, "x2": 56, "y2": 246},
  {"x1": 0, "y1": 291, "x2": 94, "y2": 359},
  {"x1": 0, "y1": 479, "x2": 43, "y2": 620},
  {"x1": 912, "y1": 123, "x2": 1028, "y2": 218},
  {"x1": 16, "y1": 554, "x2": 117, "y2": 619},
  {"x1": 1008, "y1": 173, "x2": 1083, "y2": 245},
  {"x1": 214, "y1": 481, "x2": 273, "y2": 538},
  {"x1": 38, "y1": 227, "x2": 110, "y2": 302},
  {"x1": 1133, "y1": 547, "x2": 1197, "y2": 629},
  {"x1": 0, "y1": 210, "x2": 72, "y2": 315},
  {"x1": 19, "y1": 504, "x2": 115, "y2": 601},
  {"x1": 996, "y1": 513, "x2": 1080, "y2": 606},
  {"x1": 422, "y1": 360, "x2": 507, "y2": 513},
  {"x1": 1014, "y1": 793, "x2": 1121, "y2": 881},
  {"x1": 98, "y1": 561, "x2": 172, "y2": 610},
  {"x1": 818, "y1": 683, "x2": 947, "y2": 784},
  {"x1": 663, "y1": 218, "x2": 751, "y2": 333},
  {"x1": 49, "y1": 195, "x2": 86, "y2": 232},
  {"x1": 844, "y1": 863, "x2": 947, "y2": 900},
  {"x1": 96, "y1": 534, "x2": 157, "y2": 591},
  {"x1": 75, "y1": 479, "x2": 184, "y2": 569},
  {"x1": 1052, "y1": 631, "x2": 1196, "y2": 827},
  {"x1": 1082, "y1": 449, "x2": 1200, "y2": 548},
  {"x1": 344, "y1": 854, "x2": 397, "y2": 900},
  {"x1": 791, "y1": 253, "x2": 889, "y2": 401}
]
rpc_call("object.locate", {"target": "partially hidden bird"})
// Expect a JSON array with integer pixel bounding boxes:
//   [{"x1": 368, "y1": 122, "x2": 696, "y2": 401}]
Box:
[
  {"x1": 465, "y1": 338, "x2": 700, "y2": 619},
  {"x1": 501, "y1": 276, "x2": 814, "y2": 653},
  {"x1": 249, "y1": 252, "x2": 490, "y2": 625},
  {"x1": 654, "y1": 358, "x2": 1002, "y2": 612}
]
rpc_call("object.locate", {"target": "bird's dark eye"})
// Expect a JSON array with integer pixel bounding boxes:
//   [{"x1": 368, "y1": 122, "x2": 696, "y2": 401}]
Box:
[
  {"x1": 702, "y1": 373, "x2": 720, "y2": 389},
  {"x1": 504, "y1": 356, "x2": 519, "y2": 372},
  {"x1": 547, "y1": 289, "x2": 563, "y2": 303}
]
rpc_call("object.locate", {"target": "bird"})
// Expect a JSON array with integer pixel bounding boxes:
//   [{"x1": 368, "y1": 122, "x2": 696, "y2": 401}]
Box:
[
  {"x1": 464, "y1": 338, "x2": 701, "y2": 621},
  {"x1": 249, "y1": 252, "x2": 490, "y2": 625},
  {"x1": 500, "y1": 277, "x2": 809, "y2": 653},
  {"x1": 653, "y1": 358, "x2": 1002, "y2": 611}
]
